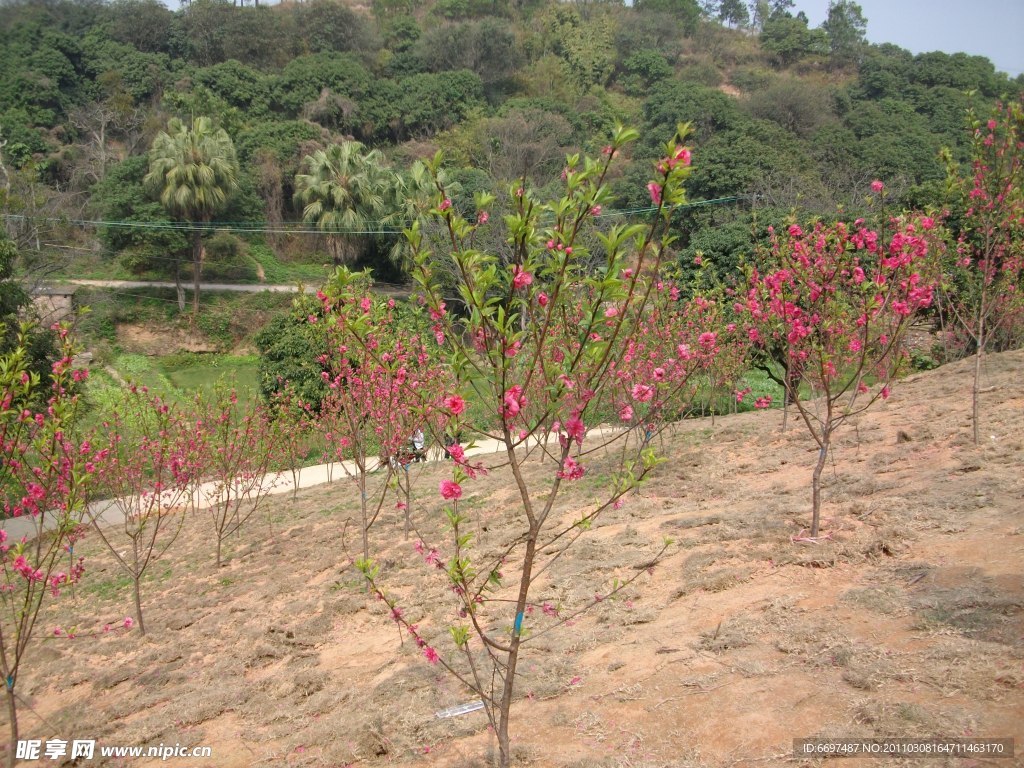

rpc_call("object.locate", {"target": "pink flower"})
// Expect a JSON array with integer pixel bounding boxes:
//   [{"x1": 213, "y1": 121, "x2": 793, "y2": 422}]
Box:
[
  {"x1": 565, "y1": 416, "x2": 585, "y2": 445},
  {"x1": 871, "y1": 180, "x2": 884, "y2": 193},
  {"x1": 754, "y1": 396, "x2": 772, "y2": 410},
  {"x1": 698, "y1": 332, "x2": 717, "y2": 349},
  {"x1": 848, "y1": 338, "x2": 862, "y2": 352},
  {"x1": 511, "y1": 265, "x2": 533, "y2": 290},
  {"x1": 423, "y1": 646, "x2": 440, "y2": 664},
  {"x1": 447, "y1": 444, "x2": 465, "y2": 462},
  {"x1": 881, "y1": 386, "x2": 890, "y2": 400},
  {"x1": 631, "y1": 384, "x2": 654, "y2": 403},
  {"x1": 439, "y1": 480, "x2": 462, "y2": 500},
  {"x1": 438, "y1": 198, "x2": 452, "y2": 212},
  {"x1": 502, "y1": 386, "x2": 525, "y2": 420},
  {"x1": 647, "y1": 182, "x2": 663, "y2": 206},
  {"x1": 443, "y1": 394, "x2": 466, "y2": 415},
  {"x1": 557, "y1": 456, "x2": 585, "y2": 481},
  {"x1": 604, "y1": 306, "x2": 619, "y2": 318},
  {"x1": 618, "y1": 404, "x2": 634, "y2": 422},
  {"x1": 477, "y1": 211, "x2": 489, "y2": 224},
  {"x1": 123, "y1": 617, "x2": 135, "y2": 629},
  {"x1": 537, "y1": 292, "x2": 549, "y2": 307}
]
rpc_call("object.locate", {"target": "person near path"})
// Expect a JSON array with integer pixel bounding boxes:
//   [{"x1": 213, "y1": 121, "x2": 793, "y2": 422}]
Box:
[{"x1": 411, "y1": 429, "x2": 426, "y2": 462}]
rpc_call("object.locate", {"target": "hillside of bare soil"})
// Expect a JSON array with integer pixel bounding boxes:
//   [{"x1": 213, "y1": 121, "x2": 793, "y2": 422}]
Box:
[{"x1": 11, "y1": 350, "x2": 1024, "y2": 768}]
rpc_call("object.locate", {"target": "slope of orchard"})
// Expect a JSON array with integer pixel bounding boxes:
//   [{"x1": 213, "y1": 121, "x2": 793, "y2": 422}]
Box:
[{"x1": 20, "y1": 348, "x2": 1024, "y2": 767}]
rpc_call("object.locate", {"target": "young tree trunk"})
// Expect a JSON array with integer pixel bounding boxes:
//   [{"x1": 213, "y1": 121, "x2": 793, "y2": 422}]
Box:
[
  {"x1": 496, "y1": 530, "x2": 539, "y2": 768},
  {"x1": 359, "y1": 469, "x2": 369, "y2": 563},
  {"x1": 810, "y1": 431, "x2": 830, "y2": 538},
  {"x1": 972, "y1": 310, "x2": 985, "y2": 446},
  {"x1": 175, "y1": 256, "x2": 185, "y2": 313},
  {"x1": 192, "y1": 229, "x2": 203, "y2": 316},
  {"x1": 401, "y1": 466, "x2": 411, "y2": 538},
  {"x1": 782, "y1": 364, "x2": 800, "y2": 433},
  {"x1": 133, "y1": 577, "x2": 146, "y2": 636},
  {"x1": 5, "y1": 684, "x2": 17, "y2": 768}
]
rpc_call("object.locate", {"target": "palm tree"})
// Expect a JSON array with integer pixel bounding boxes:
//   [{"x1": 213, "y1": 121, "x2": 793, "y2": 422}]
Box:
[
  {"x1": 294, "y1": 141, "x2": 406, "y2": 268},
  {"x1": 144, "y1": 116, "x2": 239, "y2": 314}
]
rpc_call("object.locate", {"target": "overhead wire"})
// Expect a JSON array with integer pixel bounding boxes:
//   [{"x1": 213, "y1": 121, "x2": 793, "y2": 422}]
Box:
[{"x1": 1, "y1": 196, "x2": 751, "y2": 238}]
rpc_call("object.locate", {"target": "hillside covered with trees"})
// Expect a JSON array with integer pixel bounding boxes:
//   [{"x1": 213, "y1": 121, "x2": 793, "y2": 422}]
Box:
[{"x1": 1, "y1": 0, "x2": 1020, "y2": 293}]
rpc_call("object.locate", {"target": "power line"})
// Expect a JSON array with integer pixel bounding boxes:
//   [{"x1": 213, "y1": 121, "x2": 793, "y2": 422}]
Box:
[{"x1": 1, "y1": 196, "x2": 750, "y2": 237}]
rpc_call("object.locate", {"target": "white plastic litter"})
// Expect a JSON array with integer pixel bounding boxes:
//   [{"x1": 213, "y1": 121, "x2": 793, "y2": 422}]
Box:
[{"x1": 434, "y1": 701, "x2": 485, "y2": 719}]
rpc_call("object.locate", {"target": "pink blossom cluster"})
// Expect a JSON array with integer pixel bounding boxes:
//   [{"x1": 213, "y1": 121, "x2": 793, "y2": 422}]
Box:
[{"x1": 742, "y1": 215, "x2": 939, "y2": 394}]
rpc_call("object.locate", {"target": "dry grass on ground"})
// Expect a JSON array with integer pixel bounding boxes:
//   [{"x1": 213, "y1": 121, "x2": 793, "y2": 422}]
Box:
[{"x1": 7, "y1": 350, "x2": 1023, "y2": 767}]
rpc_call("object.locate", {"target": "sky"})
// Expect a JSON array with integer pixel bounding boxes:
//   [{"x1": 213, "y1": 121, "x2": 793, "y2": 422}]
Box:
[{"x1": 792, "y1": 0, "x2": 1024, "y2": 77}]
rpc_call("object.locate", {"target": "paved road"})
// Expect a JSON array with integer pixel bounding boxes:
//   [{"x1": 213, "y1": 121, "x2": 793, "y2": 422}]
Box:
[
  {"x1": 65, "y1": 279, "x2": 412, "y2": 297},
  {"x1": 69, "y1": 279, "x2": 302, "y2": 293},
  {"x1": 0, "y1": 428, "x2": 623, "y2": 541}
]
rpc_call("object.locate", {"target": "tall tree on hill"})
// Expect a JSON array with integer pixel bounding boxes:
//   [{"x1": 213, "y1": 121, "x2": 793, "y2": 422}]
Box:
[
  {"x1": 144, "y1": 116, "x2": 239, "y2": 314},
  {"x1": 294, "y1": 141, "x2": 408, "y2": 268},
  {"x1": 718, "y1": 0, "x2": 749, "y2": 28},
  {"x1": 822, "y1": 0, "x2": 867, "y2": 69}
]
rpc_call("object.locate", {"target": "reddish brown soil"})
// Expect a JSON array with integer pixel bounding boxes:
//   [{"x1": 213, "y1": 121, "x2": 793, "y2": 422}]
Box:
[{"x1": 9, "y1": 349, "x2": 1023, "y2": 767}]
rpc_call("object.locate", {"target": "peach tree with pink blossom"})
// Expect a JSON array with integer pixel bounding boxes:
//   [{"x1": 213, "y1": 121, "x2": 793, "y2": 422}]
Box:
[
  {"x1": 194, "y1": 385, "x2": 279, "y2": 568},
  {"x1": 0, "y1": 325, "x2": 100, "y2": 765},
  {"x1": 939, "y1": 97, "x2": 1023, "y2": 444},
  {"x1": 88, "y1": 387, "x2": 194, "y2": 635},
  {"x1": 740, "y1": 210, "x2": 941, "y2": 538},
  {"x1": 345, "y1": 125, "x2": 724, "y2": 768},
  {"x1": 314, "y1": 276, "x2": 450, "y2": 561}
]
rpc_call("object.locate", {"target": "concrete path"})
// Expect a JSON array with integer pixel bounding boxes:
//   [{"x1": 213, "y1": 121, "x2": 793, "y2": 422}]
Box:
[
  {"x1": 0, "y1": 429, "x2": 572, "y2": 541},
  {"x1": 64, "y1": 279, "x2": 412, "y2": 298}
]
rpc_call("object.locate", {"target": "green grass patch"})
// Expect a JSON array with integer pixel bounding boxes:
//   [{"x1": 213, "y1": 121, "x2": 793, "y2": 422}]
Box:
[
  {"x1": 158, "y1": 354, "x2": 260, "y2": 405},
  {"x1": 81, "y1": 573, "x2": 133, "y2": 600},
  {"x1": 249, "y1": 243, "x2": 329, "y2": 286}
]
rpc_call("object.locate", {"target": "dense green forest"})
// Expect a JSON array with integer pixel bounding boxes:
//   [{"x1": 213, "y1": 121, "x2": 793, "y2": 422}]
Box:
[{"x1": 1, "y1": 0, "x2": 1021, "y2": 292}]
